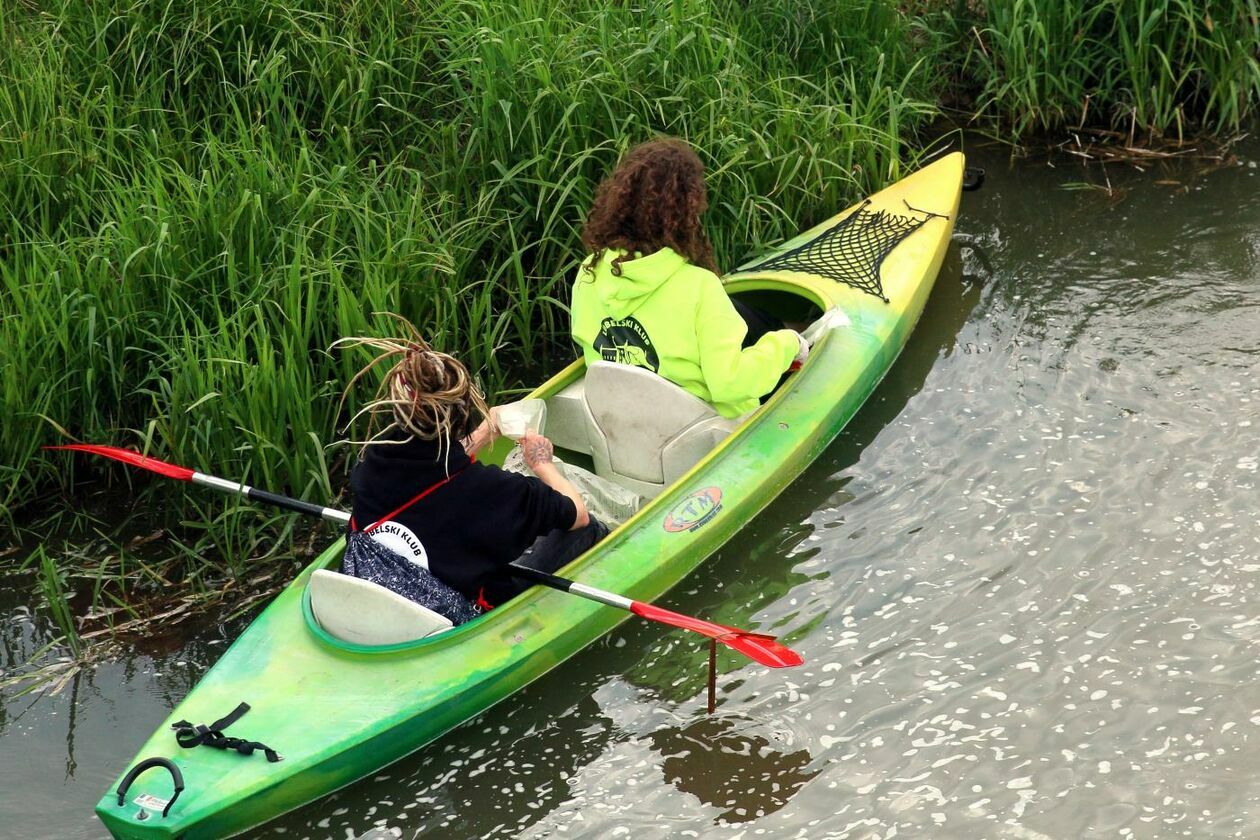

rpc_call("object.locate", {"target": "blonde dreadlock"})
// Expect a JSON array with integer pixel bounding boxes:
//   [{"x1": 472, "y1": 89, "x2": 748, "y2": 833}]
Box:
[{"x1": 336, "y1": 315, "x2": 490, "y2": 465}]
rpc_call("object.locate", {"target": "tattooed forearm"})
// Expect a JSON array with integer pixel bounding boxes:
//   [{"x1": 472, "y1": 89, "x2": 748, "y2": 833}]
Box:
[{"x1": 521, "y1": 434, "x2": 553, "y2": 469}]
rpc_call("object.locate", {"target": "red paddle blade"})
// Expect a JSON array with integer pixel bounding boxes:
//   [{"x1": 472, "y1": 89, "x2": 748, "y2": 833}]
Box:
[
  {"x1": 43, "y1": 444, "x2": 195, "y2": 481},
  {"x1": 630, "y1": 601, "x2": 804, "y2": 668}
]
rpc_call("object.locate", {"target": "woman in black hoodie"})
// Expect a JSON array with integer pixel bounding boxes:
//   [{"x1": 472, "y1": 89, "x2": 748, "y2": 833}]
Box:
[{"x1": 339, "y1": 319, "x2": 607, "y2": 617}]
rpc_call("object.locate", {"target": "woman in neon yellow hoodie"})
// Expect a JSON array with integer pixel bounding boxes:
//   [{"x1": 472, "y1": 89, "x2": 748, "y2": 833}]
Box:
[{"x1": 571, "y1": 138, "x2": 807, "y2": 419}]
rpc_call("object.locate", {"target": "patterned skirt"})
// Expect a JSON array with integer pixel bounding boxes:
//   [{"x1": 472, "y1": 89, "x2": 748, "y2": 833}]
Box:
[{"x1": 341, "y1": 530, "x2": 480, "y2": 625}]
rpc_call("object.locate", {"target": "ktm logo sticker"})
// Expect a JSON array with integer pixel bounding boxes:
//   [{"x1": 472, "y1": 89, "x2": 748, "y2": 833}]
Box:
[{"x1": 663, "y1": 487, "x2": 723, "y2": 533}]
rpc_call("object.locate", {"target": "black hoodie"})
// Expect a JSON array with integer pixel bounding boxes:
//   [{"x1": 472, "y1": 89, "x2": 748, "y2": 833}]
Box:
[{"x1": 349, "y1": 433, "x2": 576, "y2": 606}]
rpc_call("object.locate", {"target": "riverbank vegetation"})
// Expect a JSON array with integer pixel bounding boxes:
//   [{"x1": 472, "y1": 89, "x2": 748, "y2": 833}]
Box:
[
  {"x1": 941, "y1": 0, "x2": 1260, "y2": 159},
  {"x1": 3, "y1": 0, "x2": 1259, "y2": 660}
]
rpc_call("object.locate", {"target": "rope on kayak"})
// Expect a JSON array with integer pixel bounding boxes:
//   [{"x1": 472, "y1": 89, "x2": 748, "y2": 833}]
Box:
[
  {"x1": 171, "y1": 702, "x2": 282, "y2": 762},
  {"x1": 746, "y1": 199, "x2": 946, "y2": 303}
]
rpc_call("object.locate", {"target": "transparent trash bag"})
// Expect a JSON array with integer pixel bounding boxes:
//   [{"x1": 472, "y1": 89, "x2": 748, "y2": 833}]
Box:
[
  {"x1": 495, "y1": 398, "x2": 547, "y2": 441},
  {"x1": 503, "y1": 448, "x2": 644, "y2": 529},
  {"x1": 801, "y1": 307, "x2": 852, "y2": 344}
]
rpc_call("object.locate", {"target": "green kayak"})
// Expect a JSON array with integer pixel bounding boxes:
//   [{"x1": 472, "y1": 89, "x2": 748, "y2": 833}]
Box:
[{"x1": 96, "y1": 151, "x2": 965, "y2": 838}]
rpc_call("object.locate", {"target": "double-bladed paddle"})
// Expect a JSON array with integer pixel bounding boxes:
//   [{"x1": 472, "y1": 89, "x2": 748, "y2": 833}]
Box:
[{"x1": 46, "y1": 444, "x2": 803, "y2": 669}]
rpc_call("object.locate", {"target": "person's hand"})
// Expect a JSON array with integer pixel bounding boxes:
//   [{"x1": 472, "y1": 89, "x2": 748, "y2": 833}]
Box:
[
  {"x1": 520, "y1": 430, "x2": 555, "y2": 472},
  {"x1": 791, "y1": 331, "x2": 810, "y2": 370},
  {"x1": 461, "y1": 408, "x2": 502, "y2": 456}
]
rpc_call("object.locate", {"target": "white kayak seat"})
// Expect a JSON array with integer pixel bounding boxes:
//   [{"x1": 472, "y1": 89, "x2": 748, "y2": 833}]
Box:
[
  {"x1": 308, "y1": 569, "x2": 452, "y2": 645},
  {"x1": 581, "y1": 361, "x2": 740, "y2": 499},
  {"x1": 543, "y1": 378, "x2": 592, "y2": 454}
]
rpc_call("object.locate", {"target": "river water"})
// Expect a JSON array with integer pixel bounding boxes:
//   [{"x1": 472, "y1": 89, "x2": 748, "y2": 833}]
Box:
[{"x1": 2, "y1": 139, "x2": 1258, "y2": 838}]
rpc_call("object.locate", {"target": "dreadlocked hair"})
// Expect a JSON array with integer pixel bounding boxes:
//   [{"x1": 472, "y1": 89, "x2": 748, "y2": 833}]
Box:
[
  {"x1": 335, "y1": 315, "x2": 489, "y2": 465},
  {"x1": 581, "y1": 137, "x2": 718, "y2": 277}
]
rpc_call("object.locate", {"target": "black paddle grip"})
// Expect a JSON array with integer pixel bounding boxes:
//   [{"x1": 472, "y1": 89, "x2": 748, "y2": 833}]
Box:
[
  {"x1": 247, "y1": 487, "x2": 331, "y2": 520},
  {"x1": 507, "y1": 563, "x2": 573, "y2": 592}
]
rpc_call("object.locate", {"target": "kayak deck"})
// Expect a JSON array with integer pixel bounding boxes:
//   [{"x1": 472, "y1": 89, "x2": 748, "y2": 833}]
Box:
[{"x1": 95, "y1": 152, "x2": 964, "y2": 839}]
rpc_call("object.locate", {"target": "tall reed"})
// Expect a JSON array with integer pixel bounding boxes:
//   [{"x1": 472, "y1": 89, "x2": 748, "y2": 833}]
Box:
[
  {"x1": 936, "y1": 0, "x2": 1260, "y2": 137},
  {"x1": 1, "y1": 0, "x2": 941, "y2": 578},
  {"x1": 7, "y1": 0, "x2": 1260, "y2": 590},
  {"x1": 35, "y1": 546, "x2": 83, "y2": 657}
]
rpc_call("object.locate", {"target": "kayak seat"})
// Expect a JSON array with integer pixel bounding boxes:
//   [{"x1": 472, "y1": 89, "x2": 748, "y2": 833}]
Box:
[
  {"x1": 544, "y1": 379, "x2": 592, "y2": 455},
  {"x1": 580, "y1": 361, "x2": 739, "y2": 499},
  {"x1": 308, "y1": 569, "x2": 453, "y2": 645}
]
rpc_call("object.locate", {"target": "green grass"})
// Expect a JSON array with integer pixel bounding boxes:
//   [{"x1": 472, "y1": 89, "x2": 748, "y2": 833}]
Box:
[
  {"x1": 4, "y1": 0, "x2": 1260, "y2": 611},
  {"x1": 35, "y1": 545, "x2": 81, "y2": 657},
  {"x1": 0, "y1": 0, "x2": 943, "y2": 590},
  {"x1": 934, "y1": 0, "x2": 1260, "y2": 138}
]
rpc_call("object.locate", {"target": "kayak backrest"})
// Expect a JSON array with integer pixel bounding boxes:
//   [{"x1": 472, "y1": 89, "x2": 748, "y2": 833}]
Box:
[
  {"x1": 581, "y1": 361, "x2": 739, "y2": 498},
  {"x1": 308, "y1": 569, "x2": 453, "y2": 644},
  {"x1": 545, "y1": 379, "x2": 592, "y2": 455}
]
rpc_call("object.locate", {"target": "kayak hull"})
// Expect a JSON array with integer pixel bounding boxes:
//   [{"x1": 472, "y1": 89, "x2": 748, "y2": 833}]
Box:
[{"x1": 96, "y1": 152, "x2": 965, "y2": 838}]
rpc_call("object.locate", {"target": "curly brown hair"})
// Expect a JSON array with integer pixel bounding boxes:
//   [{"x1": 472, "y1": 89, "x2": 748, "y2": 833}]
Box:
[{"x1": 580, "y1": 137, "x2": 718, "y2": 277}]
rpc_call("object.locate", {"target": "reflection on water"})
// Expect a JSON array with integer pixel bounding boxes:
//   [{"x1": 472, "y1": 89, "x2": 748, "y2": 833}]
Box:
[
  {"x1": 273, "y1": 688, "x2": 627, "y2": 839},
  {"x1": 5, "y1": 139, "x2": 1260, "y2": 838},
  {"x1": 649, "y1": 715, "x2": 819, "y2": 823}
]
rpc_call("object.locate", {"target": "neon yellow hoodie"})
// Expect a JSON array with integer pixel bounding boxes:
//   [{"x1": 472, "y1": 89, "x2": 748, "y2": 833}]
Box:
[{"x1": 570, "y1": 247, "x2": 798, "y2": 418}]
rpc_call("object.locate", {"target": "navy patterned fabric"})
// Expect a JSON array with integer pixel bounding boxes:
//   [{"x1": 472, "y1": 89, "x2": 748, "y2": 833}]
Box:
[{"x1": 341, "y1": 531, "x2": 481, "y2": 625}]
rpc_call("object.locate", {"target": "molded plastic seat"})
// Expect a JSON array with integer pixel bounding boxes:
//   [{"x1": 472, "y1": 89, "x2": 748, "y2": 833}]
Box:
[
  {"x1": 545, "y1": 379, "x2": 592, "y2": 454},
  {"x1": 308, "y1": 569, "x2": 452, "y2": 645},
  {"x1": 580, "y1": 362, "x2": 739, "y2": 498}
]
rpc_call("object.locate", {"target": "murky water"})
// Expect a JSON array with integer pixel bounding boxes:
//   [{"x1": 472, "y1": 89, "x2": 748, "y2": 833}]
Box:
[{"x1": 3, "y1": 140, "x2": 1259, "y2": 838}]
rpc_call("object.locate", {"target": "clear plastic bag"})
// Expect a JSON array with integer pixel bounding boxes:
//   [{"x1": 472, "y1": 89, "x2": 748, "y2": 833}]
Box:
[
  {"x1": 503, "y1": 448, "x2": 644, "y2": 529},
  {"x1": 494, "y1": 398, "x2": 547, "y2": 441}
]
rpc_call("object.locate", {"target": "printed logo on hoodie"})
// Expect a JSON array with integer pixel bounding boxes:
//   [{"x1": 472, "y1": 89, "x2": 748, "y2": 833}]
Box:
[
  {"x1": 594, "y1": 316, "x2": 660, "y2": 372},
  {"x1": 369, "y1": 521, "x2": 429, "y2": 569}
]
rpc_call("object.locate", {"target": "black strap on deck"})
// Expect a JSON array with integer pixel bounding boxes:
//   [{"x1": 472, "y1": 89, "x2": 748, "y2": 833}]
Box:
[{"x1": 172, "y1": 702, "x2": 282, "y2": 762}]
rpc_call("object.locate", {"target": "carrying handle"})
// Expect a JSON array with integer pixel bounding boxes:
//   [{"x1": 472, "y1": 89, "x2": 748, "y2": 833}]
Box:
[
  {"x1": 962, "y1": 166, "x2": 986, "y2": 192},
  {"x1": 116, "y1": 757, "x2": 184, "y2": 818}
]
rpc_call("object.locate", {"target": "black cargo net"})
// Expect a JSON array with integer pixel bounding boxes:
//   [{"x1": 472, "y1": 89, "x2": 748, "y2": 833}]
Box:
[{"x1": 747, "y1": 200, "x2": 945, "y2": 303}]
